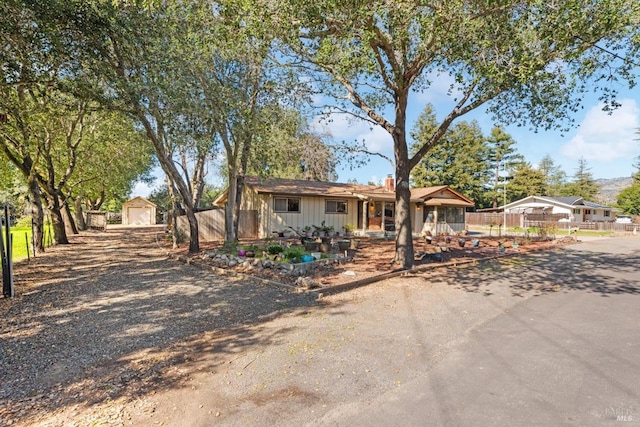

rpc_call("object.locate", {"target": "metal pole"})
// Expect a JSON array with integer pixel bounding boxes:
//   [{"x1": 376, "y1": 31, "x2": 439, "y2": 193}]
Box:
[
  {"x1": 502, "y1": 162, "x2": 507, "y2": 236},
  {"x1": 25, "y1": 232, "x2": 30, "y2": 261},
  {"x1": 0, "y1": 212, "x2": 7, "y2": 295},
  {"x1": 2, "y1": 206, "x2": 14, "y2": 297}
]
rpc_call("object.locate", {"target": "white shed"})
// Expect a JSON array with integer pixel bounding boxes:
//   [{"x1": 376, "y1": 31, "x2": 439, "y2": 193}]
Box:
[{"x1": 122, "y1": 196, "x2": 157, "y2": 226}]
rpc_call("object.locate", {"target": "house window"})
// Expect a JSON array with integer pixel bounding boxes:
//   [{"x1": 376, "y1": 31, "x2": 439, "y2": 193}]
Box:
[
  {"x1": 573, "y1": 209, "x2": 581, "y2": 215},
  {"x1": 325, "y1": 199, "x2": 347, "y2": 214},
  {"x1": 604, "y1": 211, "x2": 610, "y2": 217},
  {"x1": 440, "y1": 207, "x2": 464, "y2": 223},
  {"x1": 585, "y1": 209, "x2": 591, "y2": 215},
  {"x1": 274, "y1": 197, "x2": 300, "y2": 213}
]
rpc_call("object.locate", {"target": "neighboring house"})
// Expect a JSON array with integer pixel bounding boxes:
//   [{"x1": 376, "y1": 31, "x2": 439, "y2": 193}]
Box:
[
  {"x1": 122, "y1": 196, "x2": 157, "y2": 226},
  {"x1": 500, "y1": 195, "x2": 617, "y2": 222},
  {"x1": 213, "y1": 175, "x2": 474, "y2": 238}
]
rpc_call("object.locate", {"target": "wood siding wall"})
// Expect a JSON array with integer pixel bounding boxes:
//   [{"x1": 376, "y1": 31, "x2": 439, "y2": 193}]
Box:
[{"x1": 257, "y1": 194, "x2": 359, "y2": 238}]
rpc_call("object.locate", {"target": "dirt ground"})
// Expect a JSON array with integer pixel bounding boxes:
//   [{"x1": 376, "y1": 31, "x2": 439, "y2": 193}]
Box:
[
  {"x1": 176, "y1": 233, "x2": 567, "y2": 288},
  {"x1": 0, "y1": 227, "x2": 570, "y2": 426}
]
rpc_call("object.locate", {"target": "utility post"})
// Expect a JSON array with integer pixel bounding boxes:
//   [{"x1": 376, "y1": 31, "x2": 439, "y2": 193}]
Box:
[
  {"x1": 502, "y1": 162, "x2": 507, "y2": 236},
  {"x1": 1, "y1": 205, "x2": 14, "y2": 297}
]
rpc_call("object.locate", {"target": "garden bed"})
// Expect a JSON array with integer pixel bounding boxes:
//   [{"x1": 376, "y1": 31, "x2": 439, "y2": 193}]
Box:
[{"x1": 173, "y1": 234, "x2": 575, "y2": 291}]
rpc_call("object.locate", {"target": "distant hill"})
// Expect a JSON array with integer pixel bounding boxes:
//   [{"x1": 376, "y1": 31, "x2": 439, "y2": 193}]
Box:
[{"x1": 596, "y1": 177, "x2": 633, "y2": 204}]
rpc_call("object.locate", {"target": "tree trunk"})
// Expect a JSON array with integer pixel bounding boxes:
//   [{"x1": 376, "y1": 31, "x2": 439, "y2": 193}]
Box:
[
  {"x1": 28, "y1": 177, "x2": 45, "y2": 253},
  {"x1": 225, "y1": 164, "x2": 238, "y2": 244},
  {"x1": 394, "y1": 154, "x2": 414, "y2": 270},
  {"x1": 62, "y1": 199, "x2": 78, "y2": 235},
  {"x1": 233, "y1": 137, "x2": 252, "y2": 240},
  {"x1": 135, "y1": 112, "x2": 199, "y2": 253},
  {"x1": 74, "y1": 195, "x2": 86, "y2": 231},
  {"x1": 47, "y1": 194, "x2": 69, "y2": 244},
  {"x1": 166, "y1": 176, "x2": 180, "y2": 249},
  {"x1": 183, "y1": 205, "x2": 199, "y2": 253},
  {"x1": 392, "y1": 94, "x2": 414, "y2": 270}
]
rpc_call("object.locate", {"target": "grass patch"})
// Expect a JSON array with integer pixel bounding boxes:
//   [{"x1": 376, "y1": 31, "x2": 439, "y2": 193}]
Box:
[{"x1": 1, "y1": 225, "x2": 53, "y2": 263}]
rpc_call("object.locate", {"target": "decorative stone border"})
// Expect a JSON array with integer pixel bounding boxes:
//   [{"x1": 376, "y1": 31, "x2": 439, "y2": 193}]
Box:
[{"x1": 168, "y1": 237, "x2": 578, "y2": 299}]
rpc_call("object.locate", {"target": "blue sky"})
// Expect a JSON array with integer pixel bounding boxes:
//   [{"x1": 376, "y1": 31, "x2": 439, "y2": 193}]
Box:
[
  {"x1": 131, "y1": 76, "x2": 640, "y2": 198},
  {"x1": 320, "y1": 83, "x2": 640, "y2": 186}
]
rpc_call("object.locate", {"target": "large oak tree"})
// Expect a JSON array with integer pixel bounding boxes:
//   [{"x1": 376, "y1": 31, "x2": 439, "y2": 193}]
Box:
[{"x1": 248, "y1": 0, "x2": 640, "y2": 268}]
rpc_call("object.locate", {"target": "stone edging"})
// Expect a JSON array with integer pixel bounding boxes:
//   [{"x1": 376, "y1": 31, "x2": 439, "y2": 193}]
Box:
[{"x1": 168, "y1": 240, "x2": 575, "y2": 299}]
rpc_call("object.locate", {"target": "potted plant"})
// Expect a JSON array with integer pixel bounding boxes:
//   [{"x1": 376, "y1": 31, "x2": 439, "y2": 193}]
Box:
[
  {"x1": 304, "y1": 239, "x2": 320, "y2": 252},
  {"x1": 313, "y1": 220, "x2": 334, "y2": 238},
  {"x1": 343, "y1": 223, "x2": 355, "y2": 237},
  {"x1": 302, "y1": 225, "x2": 313, "y2": 238},
  {"x1": 338, "y1": 239, "x2": 351, "y2": 251}
]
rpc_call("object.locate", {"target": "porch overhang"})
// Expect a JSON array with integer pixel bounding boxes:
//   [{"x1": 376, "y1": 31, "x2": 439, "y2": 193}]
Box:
[{"x1": 421, "y1": 198, "x2": 474, "y2": 207}]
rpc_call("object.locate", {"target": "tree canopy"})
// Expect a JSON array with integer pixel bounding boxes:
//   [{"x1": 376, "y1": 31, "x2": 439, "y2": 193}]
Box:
[{"x1": 246, "y1": 0, "x2": 640, "y2": 267}]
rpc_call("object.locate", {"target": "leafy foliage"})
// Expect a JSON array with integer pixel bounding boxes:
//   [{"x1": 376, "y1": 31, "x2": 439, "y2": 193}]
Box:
[
  {"x1": 410, "y1": 105, "x2": 491, "y2": 207},
  {"x1": 538, "y1": 154, "x2": 568, "y2": 197},
  {"x1": 250, "y1": 0, "x2": 639, "y2": 267},
  {"x1": 561, "y1": 158, "x2": 599, "y2": 200},
  {"x1": 508, "y1": 163, "x2": 548, "y2": 202}
]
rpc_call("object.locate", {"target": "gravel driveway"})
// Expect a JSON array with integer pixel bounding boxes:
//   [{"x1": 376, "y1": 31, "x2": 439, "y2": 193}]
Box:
[{"x1": 0, "y1": 227, "x2": 317, "y2": 426}]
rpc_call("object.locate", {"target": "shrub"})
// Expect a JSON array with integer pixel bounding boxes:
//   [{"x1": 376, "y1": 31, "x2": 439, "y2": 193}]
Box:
[
  {"x1": 15, "y1": 216, "x2": 33, "y2": 228},
  {"x1": 283, "y1": 246, "x2": 306, "y2": 260},
  {"x1": 266, "y1": 244, "x2": 284, "y2": 255}
]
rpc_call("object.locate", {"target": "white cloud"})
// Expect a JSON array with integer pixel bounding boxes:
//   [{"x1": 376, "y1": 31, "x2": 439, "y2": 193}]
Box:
[
  {"x1": 560, "y1": 99, "x2": 640, "y2": 162},
  {"x1": 411, "y1": 69, "x2": 463, "y2": 107},
  {"x1": 312, "y1": 113, "x2": 394, "y2": 153},
  {"x1": 130, "y1": 181, "x2": 153, "y2": 198}
]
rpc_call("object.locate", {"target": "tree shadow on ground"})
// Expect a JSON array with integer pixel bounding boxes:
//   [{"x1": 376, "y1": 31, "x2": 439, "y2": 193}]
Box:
[
  {"x1": 411, "y1": 246, "x2": 640, "y2": 297},
  {"x1": 0, "y1": 228, "x2": 336, "y2": 424}
]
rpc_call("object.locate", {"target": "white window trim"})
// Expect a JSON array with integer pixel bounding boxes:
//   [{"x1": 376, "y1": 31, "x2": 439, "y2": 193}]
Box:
[
  {"x1": 325, "y1": 199, "x2": 348, "y2": 214},
  {"x1": 274, "y1": 197, "x2": 301, "y2": 213}
]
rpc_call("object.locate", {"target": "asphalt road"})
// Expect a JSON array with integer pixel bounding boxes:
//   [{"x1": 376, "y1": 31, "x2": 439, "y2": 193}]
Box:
[{"x1": 313, "y1": 236, "x2": 640, "y2": 426}]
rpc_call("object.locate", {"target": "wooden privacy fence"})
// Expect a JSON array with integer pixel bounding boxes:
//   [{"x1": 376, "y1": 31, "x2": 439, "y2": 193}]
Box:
[
  {"x1": 176, "y1": 209, "x2": 258, "y2": 241},
  {"x1": 466, "y1": 213, "x2": 523, "y2": 228},
  {"x1": 467, "y1": 212, "x2": 637, "y2": 232}
]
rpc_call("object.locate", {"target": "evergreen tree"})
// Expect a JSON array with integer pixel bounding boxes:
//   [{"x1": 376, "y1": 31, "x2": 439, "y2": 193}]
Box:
[
  {"x1": 486, "y1": 126, "x2": 524, "y2": 208},
  {"x1": 617, "y1": 155, "x2": 640, "y2": 215},
  {"x1": 562, "y1": 158, "x2": 599, "y2": 199},
  {"x1": 538, "y1": 154, "x2": 568, "y2": 196},
  {"x1": 508, "y1": 163, "x2": 548, "y2": 202},
  {"x1": 633, "y1": 155, "x2": 640, "y2": 184},
  {"x1": 410, "y1": 105, "x2": 491, "y2": 207}
]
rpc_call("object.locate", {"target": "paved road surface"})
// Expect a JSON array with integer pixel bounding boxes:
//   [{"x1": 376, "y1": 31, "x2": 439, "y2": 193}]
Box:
[{"x1": 313, "y1": 237, "x2": 640, "y2": 426}]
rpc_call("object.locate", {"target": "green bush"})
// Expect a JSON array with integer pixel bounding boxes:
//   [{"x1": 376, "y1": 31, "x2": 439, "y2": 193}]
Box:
[
  {"x1": 283, "y1": 246, "x2": 305, "y2": 260},
  {"x1": 15, "y1": 216, "x2": 33, "y2": 228},
  {"x1": 266, "y1": 244, "x2": 284, "y2": 255}
]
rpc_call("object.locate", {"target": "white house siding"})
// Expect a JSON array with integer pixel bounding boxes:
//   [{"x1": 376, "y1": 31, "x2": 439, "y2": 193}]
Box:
[
  {"x1": 549, "y1": 206, "x2": 571, "y2": 216},
  {"x1": 585, "y1": 210, "x2": 612, "y2": 222},
  {"x1": 505, "y1": 203, "x2": 571, "y2": 216},
  {"x1": 257, "y1": 194, "x2": 359, "y2": 238}
]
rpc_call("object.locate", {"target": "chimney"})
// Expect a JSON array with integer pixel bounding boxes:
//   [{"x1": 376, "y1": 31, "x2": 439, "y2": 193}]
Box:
[{"x1": 384, "y1": 174, "x2": 395, "y2": 192}]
